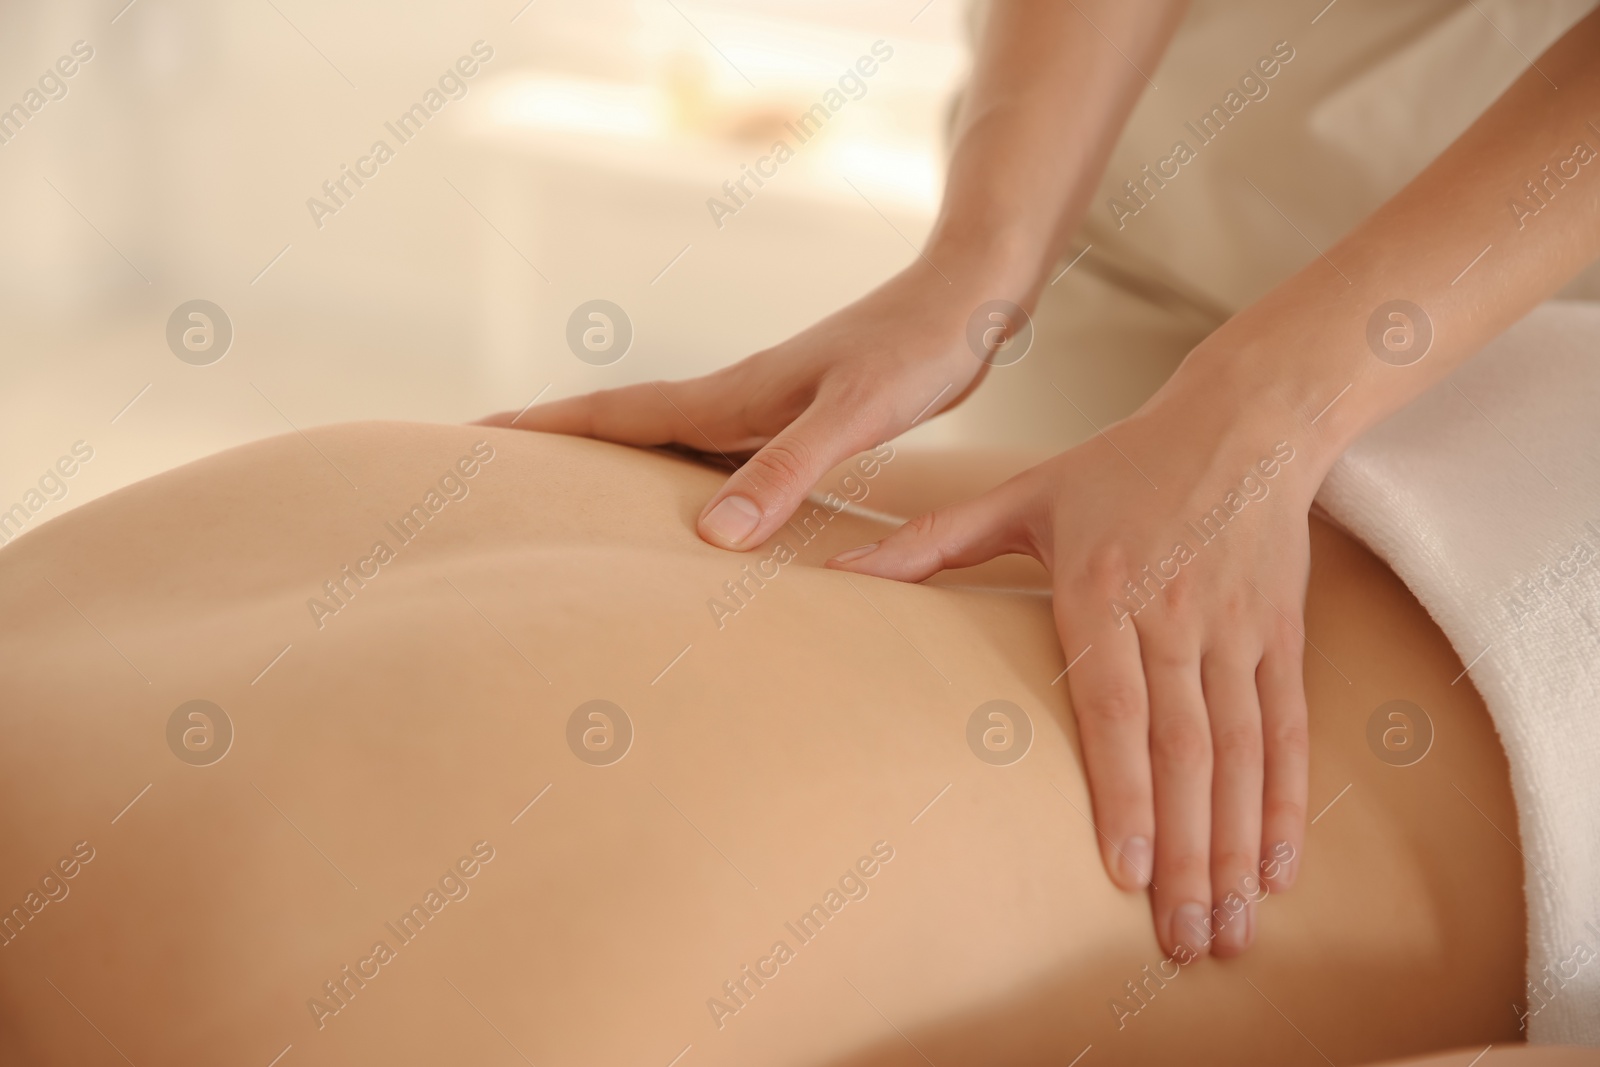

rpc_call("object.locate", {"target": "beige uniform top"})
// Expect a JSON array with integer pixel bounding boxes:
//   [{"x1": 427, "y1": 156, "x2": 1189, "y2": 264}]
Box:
[
  {"x1": 1075, "y1": 0, "x2": 1600, "y2": 318},
  {"x1": 938, "y1": 0, "x2": 1599, "y2": 449}
]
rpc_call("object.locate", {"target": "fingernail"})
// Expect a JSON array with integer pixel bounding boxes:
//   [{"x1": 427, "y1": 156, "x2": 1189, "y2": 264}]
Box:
[
  {"x1": 1215, "y1": 901, "x2": 1252, "y2": 956},
  {"x1": 700, "y1": 495, "x2": 761, "y2": 546},
  {"x1": 1119, "y1": 836, "x2": 1152, "y2": 888},
  {"x1": 829, "y1": 543, "x2": 879, "y2": 565},
  {"x1": 1174, "y1": 903, "x2": 1211, "y2": 957}
]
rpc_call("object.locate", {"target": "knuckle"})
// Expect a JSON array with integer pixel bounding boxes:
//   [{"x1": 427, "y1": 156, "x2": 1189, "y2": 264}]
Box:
[
  {"x1": 744, "y1": 437, "x2": 815, "y2": 498},
  {"x1": 1215, "y1": 586, "x2": 1252, "y2": 625},
  {"x1": 1083, "y1": 546, "x2": 1134, "y2": 591},
  {"x1": 820, "y1": 371, "x2": 880, "y2": 413},
  {"x1": 1263, "y1": 795, "x2": 1307, "y2": 830},
  {"x1": 588, "y1": 383, "x2": 636, "y2": 418},
  {"x1": 1212, "y1": 720, "x2": 1264, "y2": 767},
  {"x1": 704, "y1": 363, "x2": 752, "y2": 399},
  {"x1": 1150, "y1": 715, "x2": 1213, "y2": 769},
  {"x1": 1212, "y1": 848, "x2": 1262, "y2": 882},
  {"x1": 1265, "y1": 716, "x2": 1310, "y2": 758},
  {"x1": 1140, "y1": 637, "x2": 1193, "y2": 672},
  {"x1": 1077, "y1": 679, "x2": 1147, "y2": 731},
  {"x1": 905, "y1": 510, "x2": 942, "y2": 541},
  {"x1": 905, "y1": 508, "x2": 967, "y2": 557},
  {"x1": 1160, "y1": 574, "x2": 1194, "y2": 614},
  {"x1": 1266, "y1": 614, "x2": 1306, "y2": 655}
]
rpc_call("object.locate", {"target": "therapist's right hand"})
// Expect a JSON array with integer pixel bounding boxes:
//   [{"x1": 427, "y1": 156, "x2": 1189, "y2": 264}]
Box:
[{"x1": 479, "y1": 260, "x2": 994, "y2": 550}]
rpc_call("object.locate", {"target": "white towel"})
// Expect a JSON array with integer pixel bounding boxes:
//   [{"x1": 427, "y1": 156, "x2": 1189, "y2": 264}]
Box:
[{"x1": 1316, "y1": 300, "x2": 1600, "y2": 1044}]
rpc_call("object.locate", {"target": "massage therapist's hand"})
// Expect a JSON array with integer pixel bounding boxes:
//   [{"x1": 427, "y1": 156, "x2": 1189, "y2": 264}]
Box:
[
  {"x1": 479, "y1": 0, "x2": 1189, "y2": 544},
  {"x1": 479, "y1": 261, "x2": 990, "y2": 547},
  {"x1": 827, "y1": 396, "x2": 1315, "y2": 961}
]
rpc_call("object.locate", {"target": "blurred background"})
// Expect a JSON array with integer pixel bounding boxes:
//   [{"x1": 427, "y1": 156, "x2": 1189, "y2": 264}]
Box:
[
  {"x1": 14, "y1": 0, "x2": 1589, "y2": 526},
  {"x1": 0, "y1": 0, "x2": 1000, "y2": 517}
]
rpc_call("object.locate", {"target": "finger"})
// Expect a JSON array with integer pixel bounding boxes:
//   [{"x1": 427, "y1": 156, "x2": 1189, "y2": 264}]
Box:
[
  {"x1": 824, "y1": 475, "x2": 1039, "y2": 582},
  {"x1": 479, "y1": 376, "x2": 758, "y2": 450},
  {"x1": 1059, "y1": 598, "x2": 1155, "y2": 895},
  {"x1": 1200, "y1": 647, "x2": 1265, "y2": 958},
  {"x1": 1143, "y1": 628, "x2": 1215, "y2": 960},
  {"x1": 1257, "y1": 623, "x2": 1309, "y2": 893},
  {"x1": 473, "y1": 410, "x2": 522, "y2": 428},
  {"x1": 696, "y1": 399, "x2": 882, "y2": 550}
]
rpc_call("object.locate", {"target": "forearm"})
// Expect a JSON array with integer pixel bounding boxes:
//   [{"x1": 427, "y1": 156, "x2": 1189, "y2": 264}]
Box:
[
  {"x1": 1150, "y1": 7, "x2": 1600, "y2": 493},
  {"x1": 923, "y1": 0, "x2": 1188, "y2": 304}
]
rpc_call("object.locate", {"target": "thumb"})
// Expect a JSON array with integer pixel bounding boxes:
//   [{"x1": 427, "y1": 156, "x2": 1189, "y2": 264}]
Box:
[
  {"x1": 825, "y1": 477, "x2": 1041, "y2": 582},
  {"x1": 696, "y1": 401, "x2": 879, "y2": 550}
]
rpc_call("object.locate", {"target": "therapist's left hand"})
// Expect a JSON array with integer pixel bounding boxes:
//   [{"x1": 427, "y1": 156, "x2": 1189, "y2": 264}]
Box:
[{"x1": 826, "y1": 402, "x2": 1316, "y2": 960}]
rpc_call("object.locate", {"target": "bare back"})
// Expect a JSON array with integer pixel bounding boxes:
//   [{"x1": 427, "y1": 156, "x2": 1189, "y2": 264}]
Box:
[{"x1": 0, "y1": 422, "x2": 1525, "y2": 1066}]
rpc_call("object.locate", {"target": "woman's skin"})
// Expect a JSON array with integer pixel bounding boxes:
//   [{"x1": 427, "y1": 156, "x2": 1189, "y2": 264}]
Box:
[
  {"x1": 0, "y1": 423, "x2": 1539, "y2": 1066},
  {"x1": 482, "y1": 3, "x2": 1600, "y2": 962}
]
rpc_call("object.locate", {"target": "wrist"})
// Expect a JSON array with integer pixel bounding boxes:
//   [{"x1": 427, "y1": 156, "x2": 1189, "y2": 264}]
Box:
[
  {"x1": 1129, "y1": 349, "x2": 1331, "y2": 509},
  {"x1": 1137, "y1": 253, "x2": 1424, "y2": 496},
  {"x1": 922, "y1": 220, "x2": 1050, "y2": 307}
]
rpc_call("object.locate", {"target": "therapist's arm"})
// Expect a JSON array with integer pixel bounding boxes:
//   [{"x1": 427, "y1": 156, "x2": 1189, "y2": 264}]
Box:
[
  {"x1": 1169, "y1": 5, "x2": 1600, "y2": 483},
  {"x1": 485, "y1": 0, "x2": 1189, "y2": 542},
  {"x1": 832, "y1": 7, "x2": 1600, "y2": 962},
  {"x1": 923, "y1": 0, "x2": 1190, "y2": 312}
]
